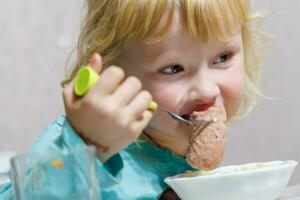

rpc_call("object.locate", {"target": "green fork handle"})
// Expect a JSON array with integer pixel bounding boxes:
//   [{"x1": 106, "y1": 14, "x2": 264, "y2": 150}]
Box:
[{"x1": 74, "y1": 66, "x2": 158, "y2": 111}]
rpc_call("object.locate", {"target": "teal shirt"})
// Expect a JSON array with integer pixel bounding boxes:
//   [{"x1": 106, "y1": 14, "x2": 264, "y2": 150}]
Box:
[{"x1": 0, "y1": 115, "x2": 195, "y2": 200}]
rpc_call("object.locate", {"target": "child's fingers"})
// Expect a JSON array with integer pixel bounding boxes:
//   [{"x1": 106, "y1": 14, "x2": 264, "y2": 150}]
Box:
[
  {"x1": 89, "y1": 66, "x2": 125, "y2": 96},
  {"x1": 89, "y1": 53, "x2": 102, "y2": 74},
  {"x1": 62, "y1": 78, "x2": 78, "y2": 105},
  {"x1": 125, "y1": 90, "x2": 153, "y2": 119},
  {"x1": 112, "y1": 76, "x2": 142, "y2": 106},
  {"x1": 130, "y1": 110, "x2": 153, "y2": 136}
]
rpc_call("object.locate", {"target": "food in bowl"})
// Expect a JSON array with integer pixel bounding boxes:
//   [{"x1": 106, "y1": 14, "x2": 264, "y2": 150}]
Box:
[{"x1": 182, "y1": 160, "x2": 281, "y2": 177}]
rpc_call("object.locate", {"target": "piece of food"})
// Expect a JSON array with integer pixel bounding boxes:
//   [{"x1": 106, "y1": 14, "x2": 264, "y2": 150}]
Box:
[
  {"x1": 183, "y1": 170, "x2": 216, "y2": 177},
  {"x1": 186, "y1": 103, "x2": 227, "y2": 170},
  {"x1": 51, "y1": 159, "x2": 65, "y2": 169},
  {"x1": 181, "y1": 161, "x2": 283, "y2": 178}
]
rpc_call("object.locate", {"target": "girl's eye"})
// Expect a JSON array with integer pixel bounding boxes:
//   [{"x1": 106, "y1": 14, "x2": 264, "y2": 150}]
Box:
[
  {"x1": 213, "y1": 52, "x2": 232, "y2": 65},
  {"x1": 160, "y1": 64, "x2": 184, "y2": 74}
]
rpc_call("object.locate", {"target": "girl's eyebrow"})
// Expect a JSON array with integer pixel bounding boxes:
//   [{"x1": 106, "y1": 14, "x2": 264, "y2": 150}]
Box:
[
  {"x1": 149, "y1": 50, "x2": 181, "y2": 67},
  {"x1": 221, "y1": 42, "x2": 240, "y2": 50},
  {"x1": 215, "y1": 38, "x2": 242, "y2": 52}
]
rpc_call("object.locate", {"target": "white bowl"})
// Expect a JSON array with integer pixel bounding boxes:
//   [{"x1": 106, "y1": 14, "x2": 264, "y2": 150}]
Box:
[{"x1": 164, "y1": 160, "x2": 297, "y2": 200}]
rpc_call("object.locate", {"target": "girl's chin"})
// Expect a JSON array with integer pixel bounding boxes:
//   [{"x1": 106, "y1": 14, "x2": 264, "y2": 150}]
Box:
[
  {"x1": 146, "y1": 120, "x2": 191, "y2": 142},
  {"x1": 171, "y1": 129, "x2": 191, "y2": 144},
  {"x1": 167, "y1": 123, "x2": 192, "y2": 140},
  {"x1": 178, "y1": 124, "x2": 192, "y2": 137}
]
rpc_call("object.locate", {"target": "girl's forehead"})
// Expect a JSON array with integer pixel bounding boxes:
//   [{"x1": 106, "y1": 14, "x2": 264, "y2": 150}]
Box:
[
  {"x1": 127, "y1": 9, "x2": 242, "y2": 56},
  {"x1": 140, "y1": 1, "x2": 244, "y2": 47},
  {"x1": 128, "y1": 31, "x2": 242, "y2": 56}
]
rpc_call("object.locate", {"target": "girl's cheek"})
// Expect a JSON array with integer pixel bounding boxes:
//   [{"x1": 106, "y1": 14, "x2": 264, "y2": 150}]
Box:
[
  {"x1": 222, "y1": 69, "x2": 245, "y2": 119},
  {"x1": 146, "y1": 80, "x2": 181, "y2": 108},
  {"x1": 147, "y1": 87, "x2": 182, "y2": 130},
  {"x1": 153, "y1": 89, "x2": 179, "y2": 110}
]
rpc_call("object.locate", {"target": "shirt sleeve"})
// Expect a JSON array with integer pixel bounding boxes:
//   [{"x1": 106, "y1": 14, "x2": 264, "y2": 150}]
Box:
[
  {"x1": 32, "y1": 115, "x2": 88, "y2": 152},
  {"x1": 0, "y1": 115, "x2": 125, "y2": 200},
  {"x1": 0, "y1": 115, "x2": 91, "y2": 200}
]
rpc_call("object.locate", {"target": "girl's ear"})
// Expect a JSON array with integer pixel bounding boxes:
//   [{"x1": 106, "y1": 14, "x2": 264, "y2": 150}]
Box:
[{"x1": 89, "y1": 53, "x2": 103, "y2": 74}]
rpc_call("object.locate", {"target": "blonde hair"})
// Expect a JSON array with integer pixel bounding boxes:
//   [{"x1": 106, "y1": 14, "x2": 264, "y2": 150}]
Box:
[{"x1": 66, "y1": 0, "x2": 265, "y2": 119}]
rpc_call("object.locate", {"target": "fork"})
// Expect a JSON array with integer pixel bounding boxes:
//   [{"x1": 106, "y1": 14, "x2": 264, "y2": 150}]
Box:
[
  {"x1": 156, "y1": 107, "x2": 217, "y2": 125},
  {"x1": 74, "y1": 66, "x2": 216, "y2": 126}
]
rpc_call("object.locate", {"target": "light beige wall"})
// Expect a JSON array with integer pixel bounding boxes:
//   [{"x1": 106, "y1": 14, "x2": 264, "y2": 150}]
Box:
[
  {"x1": 1, "y1": 0, "x2": 299, "y2": 185},
  {"x1": 0, "y1": 0, "x2": 82, "y2": 150}
]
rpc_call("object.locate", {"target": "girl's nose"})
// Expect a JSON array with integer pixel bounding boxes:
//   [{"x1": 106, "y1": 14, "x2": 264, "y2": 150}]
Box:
[{"x1": 188, "y1": 71, "x2": 220, "y2": 103}]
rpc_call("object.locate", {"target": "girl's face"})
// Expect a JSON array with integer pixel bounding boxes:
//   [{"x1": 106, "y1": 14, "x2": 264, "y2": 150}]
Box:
[{"x1": 119, "y1": 10, "x2": 244, "y2": 156}]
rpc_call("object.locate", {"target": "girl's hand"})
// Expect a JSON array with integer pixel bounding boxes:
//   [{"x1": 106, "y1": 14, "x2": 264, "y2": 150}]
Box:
[{"x1": 62, "y1": 53, "x2": 154, "y2": 162}]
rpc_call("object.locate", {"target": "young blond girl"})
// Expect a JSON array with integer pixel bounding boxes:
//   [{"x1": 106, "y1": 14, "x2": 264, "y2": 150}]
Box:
[{"x1": 0, "y1": 0, "x2": 263, "y2": 199}]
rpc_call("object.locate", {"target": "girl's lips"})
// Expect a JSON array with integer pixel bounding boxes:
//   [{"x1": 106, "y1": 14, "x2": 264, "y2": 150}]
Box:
[
  {"x1": 193, "y1": 102, "x2": 215, "y2": 112},
  {"x1": 180, "y1": 102, "x2": 215, "y2": 119}
]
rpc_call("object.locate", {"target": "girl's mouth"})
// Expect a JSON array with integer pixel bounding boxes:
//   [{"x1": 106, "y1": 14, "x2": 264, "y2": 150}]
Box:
[
  {"x1": 181, "y1": 114, "x2": 190, "y2": 120},
  {"x1": 180, "y1": 102, "x2": 215, "y2": 120}
]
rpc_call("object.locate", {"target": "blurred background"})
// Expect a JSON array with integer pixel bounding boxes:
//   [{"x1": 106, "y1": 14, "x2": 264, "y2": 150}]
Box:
[{"x1": 0, "y1": 0, "x2": 299, "y2": 185}]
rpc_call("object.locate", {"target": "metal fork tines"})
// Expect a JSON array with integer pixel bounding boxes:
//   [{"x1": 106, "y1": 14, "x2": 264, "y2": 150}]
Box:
[{"x1": 157, "y1": 108, "x2": 217, "y2": 125}]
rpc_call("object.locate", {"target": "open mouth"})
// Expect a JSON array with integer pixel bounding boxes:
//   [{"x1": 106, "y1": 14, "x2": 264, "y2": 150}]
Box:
[
  {"x1": 181, "y1": 114, "x2": 190, "y2": 120},
  {"x1": 180, "y1": 102, "x2": 215, "y2": 120}
]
